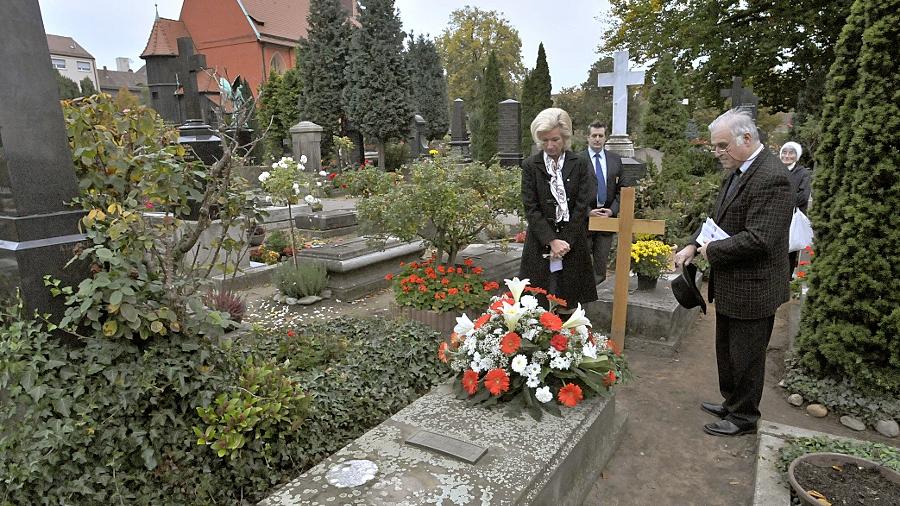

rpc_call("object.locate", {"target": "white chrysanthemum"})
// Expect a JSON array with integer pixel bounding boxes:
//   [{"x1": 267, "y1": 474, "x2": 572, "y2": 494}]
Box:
[
  {"x1": 300, "y1": 154, "x2": 308, "y2": 164},
  {"x1": 526, "y1": 375, "x2": 541, "y2": 388},
  {"x1": 550, "y1": 356, "x2": 572, "y2": 370},
  {"x1": 562, "y1": 303, "x2": 591, "y2": 329},
  {"x1": 535, "y1": 386, "x2": 553, "y2": 403},
  {"x1": 511, "y1": 355, "x2": 528, "y2": 373},
  {"x1": 478, "y1": 357, "x2": 494, "y2": 372},
  {"x1": 454, "y1": 313, "x2": 475, "y2": 336},
  {"x1": 582, "y1": 342, "x2": 598, "y2": 359},
  {"x1": 520, "y1": 295, "x2": 539, "y2": 310},
  {"x1": 319, "y1": 170, "x2": 327, "y2": 176},
  {"x1": 522, "y1": 328, "x2": 539, "y2": 341},
  {"x1": 548, "y1": 347, "x2": 561, "y2": 358},
  {"x1": 258, "y1": 171, "x2": 271, "y2": 183},
  {"x1": 470, "y1": 351, "x2": 483, "y2": 372},
  {"x1": 525, "y1": 363, "x2": 542, "y2": 377},
  {"x1": 503, "y1": 277, "x2": 529, "y2": 303}
]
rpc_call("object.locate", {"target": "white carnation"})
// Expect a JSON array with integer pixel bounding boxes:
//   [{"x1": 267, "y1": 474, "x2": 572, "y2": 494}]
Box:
[
  {"x1": 478, "y1": 357, "x2": 494, "y2": 372},
  {"x1": 535, "y1": 386, "x2": 553, "y2": 403},
  {"x1": 550, "y1": 356, "x2": 572, "y2": 370},
  {"x1": 511, "y1": 355, "x2": 528, "y2": 374},
  {"x1": 526, "y1": 375, "x2": 541, "y2": 388},
  {"x1": 525, "y1": 363, "x2": 542, "y2": 377},
  {"x1": 582, "y1": 342, "x2": 598, "y2": 359},
  {"x1": 520, "y1": 295, "x2": 539, "y2": 310}
]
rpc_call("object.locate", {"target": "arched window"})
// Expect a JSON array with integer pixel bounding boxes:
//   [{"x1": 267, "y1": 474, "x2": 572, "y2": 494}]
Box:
[{"x1": 269, "y1": 53, "x2": 284, "y2": 74}]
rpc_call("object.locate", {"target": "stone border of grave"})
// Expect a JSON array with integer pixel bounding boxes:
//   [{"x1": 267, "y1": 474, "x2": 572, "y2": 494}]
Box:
[{"x1": 751, "y1": 420, "x2": 890, "y2": 505}]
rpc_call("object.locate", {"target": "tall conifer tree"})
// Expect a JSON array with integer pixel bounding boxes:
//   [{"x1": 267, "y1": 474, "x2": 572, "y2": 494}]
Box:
[
  {"x1": 406, "y1": 34, "x2": 450, "y2": 140},
  {"x1": 641, "y1": 53, "x2": 688, "y2": 154},
  {"x1": 344, "y1": 0, "x2": 412, "y2": 169},
  {"x1": 472, "y1": 51, "x2": 504, "y2": 164},
  {"x1": 297, "y1": 0, "x2": 352, "y2": 158},
  {"x1": 520, "y1": 43, "x2": 552, "y2": 154},
  {"x1": 795, "y1": 0, "x2": 900, "y2": 395}
]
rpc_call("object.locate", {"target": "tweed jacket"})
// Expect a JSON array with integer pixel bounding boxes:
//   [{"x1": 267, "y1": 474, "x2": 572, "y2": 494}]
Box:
[
  {"x1": 584, "y1": 148, "x2": 624, "y2": 217},
  {"x1": 692, "y1": 149, "x2": 793, "y2": 319},
  {"x1": 519, "y1": 150, "x2": 599, "y2": 305}
]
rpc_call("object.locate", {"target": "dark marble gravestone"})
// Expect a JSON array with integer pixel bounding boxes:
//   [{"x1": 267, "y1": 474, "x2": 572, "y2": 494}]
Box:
[
  {"x1": 0, "y1": 0, "x2": 86, "y2": 317},
  {"x1": 497, "y1": 99, "x2": 523, "y2": 167},
  {"x1": 449, "y1": 98, "x2": 471, "y2": 160}
]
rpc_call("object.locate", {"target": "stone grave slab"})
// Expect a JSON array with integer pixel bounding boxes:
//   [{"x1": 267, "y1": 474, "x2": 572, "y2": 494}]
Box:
[
  {"x1": 456, "y1": 243, "x2": 523, "y2": 285},
  {"x1": 261, "y1": 383, "x2": 627, "y2": 505},
  {"x1": 144, "y1": 213, "x2": 249, "y2": 274},
  {"x1": 585, "y1": 271, "x2": 702, "y2": 357},
  {"x1": 294, "y1": 208, "x2": 358, "y2": 238},
  {"x1": 259, "y1": 204, "x2": 311, "y2": 231},
  {"x1": 295, "y1": 236, "x2": 425, "y2": 300}
]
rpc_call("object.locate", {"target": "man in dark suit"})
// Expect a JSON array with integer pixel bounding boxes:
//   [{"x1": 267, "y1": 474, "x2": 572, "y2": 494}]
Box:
[
  {"x1": 584, "y1": 121, "x2": 623, "y2": 284},
  {"x1": 674, "y1": 109, "x2": 793, "y2": 437}
]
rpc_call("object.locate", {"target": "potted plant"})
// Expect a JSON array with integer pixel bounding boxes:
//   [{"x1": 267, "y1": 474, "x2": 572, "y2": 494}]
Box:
[
  {"x1": 388, "y1": 256, "x2": 500, "y2": 337},
  {"x1": 630, "y1": 239, "x2": 674, "y2": 291},
  {"x1": 788, "y1": 452, "x2": 900, "y2": 505},
  {"x1": 442, "y1": 277, "x2": 631, "y2": 420}
]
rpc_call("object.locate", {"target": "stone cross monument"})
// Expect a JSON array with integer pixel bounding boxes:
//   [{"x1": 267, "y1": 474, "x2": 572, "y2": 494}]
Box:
[
  {"x1": 597, "y1": 50, "x2": 645, "y2": 158},
  {"x1": 0, "y1": 0, "x2": 86, "y2": 318},
  {"x1": 720, "y1": 76, "x2": 760, "y2": 120}
]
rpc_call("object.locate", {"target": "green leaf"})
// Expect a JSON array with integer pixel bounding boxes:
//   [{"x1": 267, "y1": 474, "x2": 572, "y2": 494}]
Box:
[{"x1": 141, "y1": 447, "x2": 157, "y2": 470}]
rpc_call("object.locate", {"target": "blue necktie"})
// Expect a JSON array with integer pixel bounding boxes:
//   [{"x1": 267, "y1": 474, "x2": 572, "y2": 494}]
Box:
[{"x1": 594, "y1": 153, "x2": 606, "y2": 206}]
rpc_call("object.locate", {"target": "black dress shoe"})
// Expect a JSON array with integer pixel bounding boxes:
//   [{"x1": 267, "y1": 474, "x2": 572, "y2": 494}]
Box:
[
  {"x1": 701, "y1": 401, "x2": 727, "y2": 418},
  {"x1": 703, "y1": 419, "x2": 756, "y2": 437}
]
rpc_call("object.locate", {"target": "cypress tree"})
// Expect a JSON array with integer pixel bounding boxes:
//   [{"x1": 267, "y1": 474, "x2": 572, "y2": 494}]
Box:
[
  {"x1": 257, "y1": 70, "x2": 300, "y2": 159},
  {"x1": 642, "y1": 52, "x2": 689, "y2": 155},
  {"x1": 297, "y1": 0, "x2": 351, "y2": 158},
  {"x1": 406, "y1": 34, "x2": 450, "y2": 140},
  {"x1": 795, "y1": 0, "x2": 900, "y2": 396},
  {"x1": 344, "y1": 0, "x2": 412, "y2": 169},
  {"x1": 79, "y1": 77, "x2": 97, "y2": 96},
  {"x1": 472, "y1": 51, "x2": 504, "y2": 164},
  {"x1": 520, "y1": 43, "x2": 552, "y2": 154},
  {"x1": 55, "y1": 71, "x2": 80, "y2": 99}
]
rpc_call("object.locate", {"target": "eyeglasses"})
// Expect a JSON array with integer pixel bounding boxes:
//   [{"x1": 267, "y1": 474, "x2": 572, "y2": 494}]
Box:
[{"x1": 709, "y1": 140, "x2": 732, "y2": 154}]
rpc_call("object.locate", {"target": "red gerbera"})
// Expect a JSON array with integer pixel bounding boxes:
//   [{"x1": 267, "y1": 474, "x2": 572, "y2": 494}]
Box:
[
  {"x1": 438, "y1": 342, "x2": 449, "y2": 363},
  {"x1": 550, "y1": 333, "x2": 568, "y2": 352},
  {"x1": 603, "y1": 370, "x2": 617, "y2": 387},
  {"x1": 384, "y1": 273, "x2": 394, "y2": 281},
  {"x1": 483, "y1": 368, "x2": 510, "y2": 396},
  {"x1": 474, "y1": 314, "x2": 491, "y2": 329},
  {"x1": 547, "y1": 294, "x2": 568, "y2": 307},
  {"x1": 464, "y1": 258, "x2": 474, "y2": 267},
  {"x1": 797, "y1": 271, "x2": 807, "y2": 279},
  {"x1": 473, "y1": 267, "x2": 484, "y2": 275},
  {"x1": 607, "y1": 339, "x2": 621, "y2": 356},
  {"x1": 558, "y1": 383, "x2": 584, "y2": 407},
  {"x1": 462, "y1": 369, "x2": 479, "y2": 395},
  {"x1": 500, "y1": 332, "x2": 522, "y2": 355},
  {"x1": 540, "y1": 312, "x2": 563, "y2": 331},
  {"x1": 524, "y1": 286, "x2": 547, "y2": 295}
]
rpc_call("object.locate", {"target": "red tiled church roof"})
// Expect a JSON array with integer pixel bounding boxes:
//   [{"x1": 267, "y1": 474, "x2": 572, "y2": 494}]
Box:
[
  {"x1": 239, "y1": 0, "x2": 311, "y2": 44},
  {"x1": 141, "y1": 17, "x2": 190, "y2": 57}
]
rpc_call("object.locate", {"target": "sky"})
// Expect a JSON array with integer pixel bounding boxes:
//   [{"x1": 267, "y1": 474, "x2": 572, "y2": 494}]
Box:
[{"x1": 37, "y1": 0, "x2": 617, "y2": 93}]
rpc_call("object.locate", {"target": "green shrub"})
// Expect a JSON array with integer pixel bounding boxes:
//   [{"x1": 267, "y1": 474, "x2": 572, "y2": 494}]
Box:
[
  {"x1": 273, "y1": 261, "x2": 328, "y2": 298},
  {"x1": 1, "y1": 301, "x2": 445, "y2": 504},
  {"x1": 384, "y1": 141, "x2": 410, "y2": 171},
  {"x1": 265, "y1": 229, "x2": 289, "y2": 253}
]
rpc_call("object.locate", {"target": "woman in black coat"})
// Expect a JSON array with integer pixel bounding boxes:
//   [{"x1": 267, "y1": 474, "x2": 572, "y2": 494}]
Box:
[
  {"x1": 780, "y1": 141, "x2": 811, "y2": 278},
  {"x1": 519, "y1": 108, "x2": 598, "y2": 309}
]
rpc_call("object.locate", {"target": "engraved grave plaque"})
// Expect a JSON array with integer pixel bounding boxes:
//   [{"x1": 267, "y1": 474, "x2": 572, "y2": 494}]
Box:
[{"x1": 406, "y1": 430, "x2": 488, "y2": 464}]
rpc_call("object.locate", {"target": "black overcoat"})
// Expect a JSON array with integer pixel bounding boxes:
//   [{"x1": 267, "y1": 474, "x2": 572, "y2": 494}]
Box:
[{"x1": 519, "y1": 151, "x2": 599, "y2": 306}]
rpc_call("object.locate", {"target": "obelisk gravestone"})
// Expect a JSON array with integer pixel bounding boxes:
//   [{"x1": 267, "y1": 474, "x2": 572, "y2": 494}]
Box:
[{"x1": 0, "y1": 0, "x2": 86, "y2": 317}]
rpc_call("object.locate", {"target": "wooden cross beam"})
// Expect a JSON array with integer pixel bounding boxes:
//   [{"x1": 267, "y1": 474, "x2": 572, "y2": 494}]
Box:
[{"x1": 588, "y1": 186, "x2": 665, "y2": 350}]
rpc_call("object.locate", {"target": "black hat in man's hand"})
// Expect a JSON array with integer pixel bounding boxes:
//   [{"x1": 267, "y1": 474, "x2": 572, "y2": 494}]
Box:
[{"x1": 672, "y1": 263, "x2": 706, "y2": 314}]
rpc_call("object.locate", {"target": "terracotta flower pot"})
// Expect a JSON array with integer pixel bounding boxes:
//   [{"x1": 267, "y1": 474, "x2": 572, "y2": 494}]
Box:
[
  {"x1": 788, "y1": 452, "x2": 900, "y2": 506},
  {"x1": 393, "y1": 304, "x2": 476, "y2": 339}
]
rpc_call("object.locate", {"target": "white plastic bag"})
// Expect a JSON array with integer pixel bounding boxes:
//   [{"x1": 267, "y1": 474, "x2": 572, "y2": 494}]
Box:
[{"x1": 788, "y1": 208, "x2": 813, "y2": 252}]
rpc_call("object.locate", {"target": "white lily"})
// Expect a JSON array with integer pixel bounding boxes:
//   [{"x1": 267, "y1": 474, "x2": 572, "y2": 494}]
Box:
[
  {"x1": 504, "y1": 277, "x2": 529, "y2": 303},
  {"x1": 501, "y1": 301, "x2": 524, "y2": 331},
  {"x1": 454, "y1": 313, "x2": 475, "y2": 336},
  {"x1": 561, "y1": 303, "x2": 591, "y2": 329}
]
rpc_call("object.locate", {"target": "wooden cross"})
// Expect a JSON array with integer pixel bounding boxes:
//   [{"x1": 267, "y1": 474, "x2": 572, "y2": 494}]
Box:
[{"x1": 588, "y1": 186, "x2": 665, "y2": 350}]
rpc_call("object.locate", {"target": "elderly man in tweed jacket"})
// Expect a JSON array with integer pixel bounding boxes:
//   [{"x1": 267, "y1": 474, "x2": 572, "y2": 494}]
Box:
[{"x1": 674, "y1": 109, "x2": 793, "y2": 437}]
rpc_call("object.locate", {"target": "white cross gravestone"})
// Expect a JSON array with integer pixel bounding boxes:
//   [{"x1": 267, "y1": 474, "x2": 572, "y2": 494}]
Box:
[{"x1": 597, "y1": 50, "x2": 645, "y2": 158}]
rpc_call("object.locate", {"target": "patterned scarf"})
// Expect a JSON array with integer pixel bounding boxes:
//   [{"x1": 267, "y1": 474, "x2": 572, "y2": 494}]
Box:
[{"x1": 547, "y1": 157, "x2": 569, "y2": 223}]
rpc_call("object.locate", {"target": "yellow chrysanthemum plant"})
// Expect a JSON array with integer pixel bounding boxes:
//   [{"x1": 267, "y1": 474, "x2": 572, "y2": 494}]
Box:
[{"x1": 630, "y1": 239, "x2": 675, "y2": 279}]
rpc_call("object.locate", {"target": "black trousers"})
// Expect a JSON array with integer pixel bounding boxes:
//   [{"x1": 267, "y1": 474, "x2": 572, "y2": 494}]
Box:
[
  {"x1": 715, "y1": 312, "x2": 775, "y2": 428},
  {"x1": 788, "y1": 251, "x2": 799, "y2": 280},
  {"x1": 589, "y1": 231, "x2": 613, "y2": 284}
]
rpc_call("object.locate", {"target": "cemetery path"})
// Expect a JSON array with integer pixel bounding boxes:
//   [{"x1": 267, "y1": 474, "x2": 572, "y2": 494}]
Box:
[{"x1": 585, "y1": 290, "x2": 897, "y2": 506}]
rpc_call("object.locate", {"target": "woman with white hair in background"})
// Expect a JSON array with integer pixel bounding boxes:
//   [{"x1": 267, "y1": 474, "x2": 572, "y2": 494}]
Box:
[
  {"x1": 780, "y1": 141, "x2": 811, "y2": 278},
  {"x1": 518, "y1": 108, "x2": 598, "y2": 310}
]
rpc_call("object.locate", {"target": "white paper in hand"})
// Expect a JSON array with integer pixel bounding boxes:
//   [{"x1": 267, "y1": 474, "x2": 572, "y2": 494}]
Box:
[
  {"x1": 549, "y1": 258, "x2": 563, "y2": 272},
  {"x1": 697, "y1": 218, "x2": 730, "y2": 246}
]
